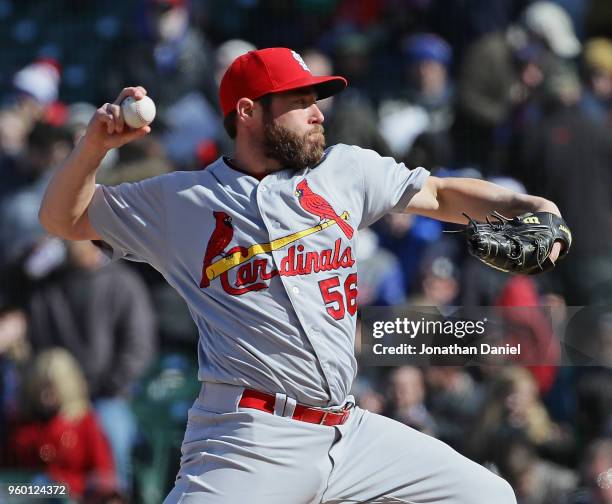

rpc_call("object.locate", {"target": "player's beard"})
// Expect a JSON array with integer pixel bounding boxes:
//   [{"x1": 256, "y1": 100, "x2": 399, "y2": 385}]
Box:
[{"x1": 262, "y1": 117, "x2": 326, "y2": 172}]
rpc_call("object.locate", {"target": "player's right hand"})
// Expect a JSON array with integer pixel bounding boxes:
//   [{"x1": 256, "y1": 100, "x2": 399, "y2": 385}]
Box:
[{"x1": 83, "y1": 87, "x2": 151, "y2": 151}]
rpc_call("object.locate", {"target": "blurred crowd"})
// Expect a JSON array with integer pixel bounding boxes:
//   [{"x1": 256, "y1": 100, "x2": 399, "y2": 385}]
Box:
[{"x1": 0, "y1": 0, "x2": 612, "y2": 502}]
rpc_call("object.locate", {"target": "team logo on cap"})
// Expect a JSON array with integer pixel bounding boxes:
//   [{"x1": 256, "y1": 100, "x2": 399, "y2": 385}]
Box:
[{"x1": 292, "y1": 51, "x2": 310, "y2": 72}]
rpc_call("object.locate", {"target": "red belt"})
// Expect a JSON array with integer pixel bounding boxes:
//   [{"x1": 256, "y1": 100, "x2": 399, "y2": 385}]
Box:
[{"x1": 238, "y1": 389, "x2": 351, "y2": 426}]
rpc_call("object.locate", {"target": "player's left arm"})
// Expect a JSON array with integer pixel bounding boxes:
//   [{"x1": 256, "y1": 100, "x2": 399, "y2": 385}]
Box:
[{"x1": 405, "y1": 175, "x2": 563, "y2": 261}]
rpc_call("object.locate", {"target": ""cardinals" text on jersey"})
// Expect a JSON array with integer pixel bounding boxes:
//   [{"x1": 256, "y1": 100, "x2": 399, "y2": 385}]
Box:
[{"x1": 218, "y1": 239, "x2": 354, "y2": 295}]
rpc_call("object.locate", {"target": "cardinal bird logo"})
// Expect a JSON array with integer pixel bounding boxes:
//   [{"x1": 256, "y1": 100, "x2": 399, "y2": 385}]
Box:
[
  {"x1": 295, "y1": 179, "x2": 354, "y2": 239},
  {"x1": 200, "y1": 211, "x2": 234, "y2": 288}
]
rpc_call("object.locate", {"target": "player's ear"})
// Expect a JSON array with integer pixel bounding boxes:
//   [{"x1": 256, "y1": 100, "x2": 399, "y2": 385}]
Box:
[{"x1": 236, "y1": 98, "x2": 256, "y2": 125}]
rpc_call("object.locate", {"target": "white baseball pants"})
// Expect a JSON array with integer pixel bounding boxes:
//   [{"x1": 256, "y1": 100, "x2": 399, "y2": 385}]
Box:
[{"x1": 162, "y1": 382, "x2": 516, "y2": 504}]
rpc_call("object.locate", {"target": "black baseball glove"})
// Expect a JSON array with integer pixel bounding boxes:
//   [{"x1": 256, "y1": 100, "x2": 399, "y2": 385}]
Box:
[{"x1": 460, "y1": 211, "x2": 572, "y2": 274}]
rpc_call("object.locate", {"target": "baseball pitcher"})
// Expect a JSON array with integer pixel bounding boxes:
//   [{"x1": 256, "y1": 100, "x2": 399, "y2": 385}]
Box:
[{"x1": 39, "y1": 47, "x2": 569, "y2": 503}]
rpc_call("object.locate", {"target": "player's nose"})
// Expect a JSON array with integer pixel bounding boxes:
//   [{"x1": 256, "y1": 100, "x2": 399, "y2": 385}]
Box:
[{"x1": 309, "y1": 104, "x2": 324, "y2": 124}]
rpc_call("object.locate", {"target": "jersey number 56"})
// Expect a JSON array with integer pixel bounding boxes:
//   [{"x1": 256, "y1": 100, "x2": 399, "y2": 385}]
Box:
[{"x1": 318, "y1": 273, "x2": 358, "y2": 320}]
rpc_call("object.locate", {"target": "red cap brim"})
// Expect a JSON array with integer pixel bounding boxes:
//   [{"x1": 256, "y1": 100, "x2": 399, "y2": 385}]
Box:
[{"x1": 258, "y1": 75, "x2": 348, "y2": 101}]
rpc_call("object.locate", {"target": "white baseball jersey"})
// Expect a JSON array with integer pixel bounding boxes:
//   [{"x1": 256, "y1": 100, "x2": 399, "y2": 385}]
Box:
[{"x1": 88, "y1": 144, "x2": 429, "y2": 407}]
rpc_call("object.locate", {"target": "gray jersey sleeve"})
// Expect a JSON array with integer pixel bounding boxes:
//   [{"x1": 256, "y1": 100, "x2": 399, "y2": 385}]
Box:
[
  {"x1": 349, "y1": 145, "x2": 429, "y2": 229},
  {"x1": 88, "y1": 177, "x2": 166, "y2": 266}
]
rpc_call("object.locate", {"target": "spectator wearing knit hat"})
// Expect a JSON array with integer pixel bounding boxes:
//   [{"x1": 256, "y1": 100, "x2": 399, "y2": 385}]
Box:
[
  {"x1": 0, "y1": 59, "x2": 62, "y2": 160},
  {"x1": 522, "y1": 1, "x2": 581, "y2": 60},
  {"x1": 11, "y1": 59, "x2": 61, "y2": 108},
  {"x1": 454, "y1": 1, "x2": 579, "y2": 174},
  {"x1": 378, "y1": 33, "x2": 454, "y2": 159}
]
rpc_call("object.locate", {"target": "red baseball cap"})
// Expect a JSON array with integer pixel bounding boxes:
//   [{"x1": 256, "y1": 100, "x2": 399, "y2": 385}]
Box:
[{"x1": 219, "y1": 47, "x2": 347, "y2": 117}]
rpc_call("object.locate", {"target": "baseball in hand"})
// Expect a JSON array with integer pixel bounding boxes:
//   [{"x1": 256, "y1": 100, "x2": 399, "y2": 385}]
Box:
[{"x1": 121, "y1": 95, "x2": 156, "y2": 129}]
